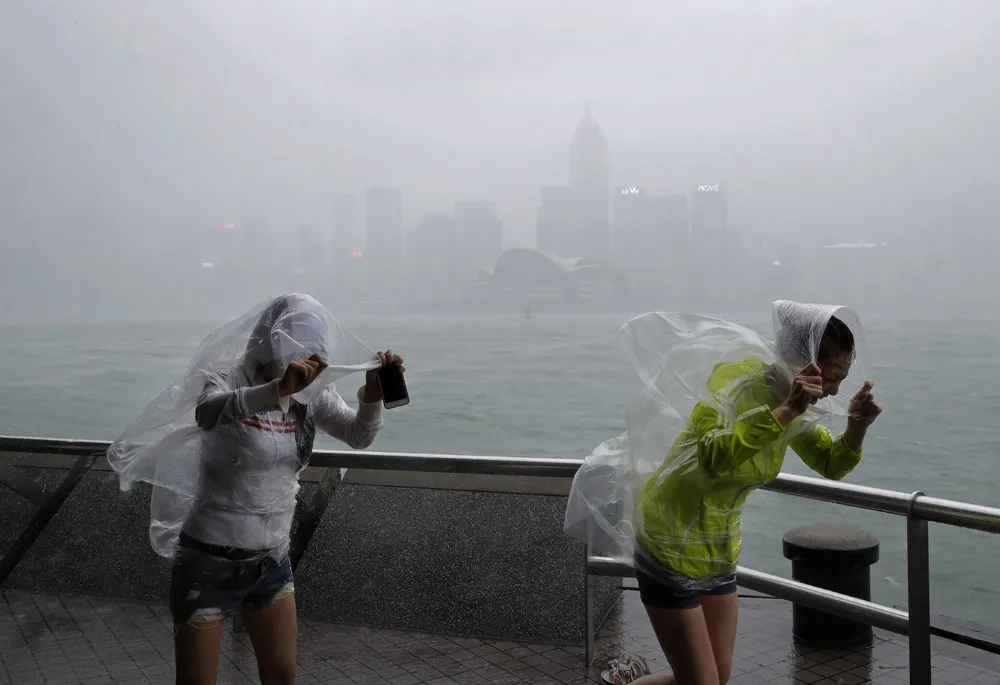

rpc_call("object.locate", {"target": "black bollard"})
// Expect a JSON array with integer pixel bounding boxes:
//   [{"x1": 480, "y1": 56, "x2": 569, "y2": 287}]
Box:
[{"x1": 782, "y1": 523, "x2": 880, "y2": 648}]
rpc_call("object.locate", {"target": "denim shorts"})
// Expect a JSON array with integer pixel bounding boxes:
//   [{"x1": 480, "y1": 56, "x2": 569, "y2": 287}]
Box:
[
  {"x1": 169, "y1": 533, "x2": 295, "y2": 625},
  {"x1": 634, "y1": 544, "x2": 737, "y2": 611}
]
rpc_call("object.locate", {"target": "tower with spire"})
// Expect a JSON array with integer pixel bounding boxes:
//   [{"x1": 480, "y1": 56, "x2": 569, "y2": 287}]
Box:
[
  {"x1": 568, "y1": 104, "x2": 611, "y2": 259},
  {"x1": 536, "y1": 105, "x2": 612, "y2": 259}
]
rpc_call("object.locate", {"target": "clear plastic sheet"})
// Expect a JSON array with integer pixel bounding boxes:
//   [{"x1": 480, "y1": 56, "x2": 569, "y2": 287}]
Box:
[
  {"x1": 564, "y1": 301, "x2": 867, "y2": 585},
  {"x1": 108, "y1": 293, "x2": 379, "y2": 558}
]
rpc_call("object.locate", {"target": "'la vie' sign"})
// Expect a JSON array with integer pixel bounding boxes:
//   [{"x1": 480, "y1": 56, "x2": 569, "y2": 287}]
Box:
[{"x1": 696, "y1": 184, "x2": 721, "y2": 192}]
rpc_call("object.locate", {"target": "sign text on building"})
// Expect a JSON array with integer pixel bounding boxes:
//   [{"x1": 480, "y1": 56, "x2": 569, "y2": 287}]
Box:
[
  {"x1": 620, "y1": 187, "x2": 643, "y2": 195},
  {"x1": 696, "y1": 185, "x2": 721, "y2": 192}
]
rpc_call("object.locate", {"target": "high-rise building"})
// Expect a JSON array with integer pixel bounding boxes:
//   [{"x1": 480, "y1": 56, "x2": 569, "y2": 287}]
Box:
[
  {"x1": 690, "y1": 184, "x2": 727, "y2": 241},
  {"x1": 331, "y1": 193, "x2": 357, "y2": 269},
  {"x1": 364, "y1": 187, "x2": 403, "y2": 286},
  {"x1": 537, "y1": 186, "x2": 575, "y2": 255},
  {"x1": 613, "y1": 185, "x2": 649, "y2": 267},
  {"x1": 568, "y1": 105, "x2": 611, "y2": 259},
  {"x1": 454, "y1": 200, "x2": 502, "y2": 277},
  {"x1": 658, "y1": 195, "x2": 690, "y2": 247},
  {"x1": 407, "y1": 211, "x2": 458, "y2": 297},
  {"x1": 689, "y1": 184, "x2": 746, "y2": 308},
  {"x1": 534, "y1": 106, "x2": 611, "y2": 259},
  {"x1": 614, "y1": 189, "x2": 690, "y2": 291}
]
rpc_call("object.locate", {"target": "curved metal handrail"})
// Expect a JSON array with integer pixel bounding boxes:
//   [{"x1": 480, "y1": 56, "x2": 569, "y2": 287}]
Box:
[{"x1": 2, "y1": 434, "x2": 999, "y2": 532}]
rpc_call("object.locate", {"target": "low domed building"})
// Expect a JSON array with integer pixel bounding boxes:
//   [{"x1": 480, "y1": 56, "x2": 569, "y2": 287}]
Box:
[{"x1": 489, "y1": 248, "x2": 630, "y2": 301}]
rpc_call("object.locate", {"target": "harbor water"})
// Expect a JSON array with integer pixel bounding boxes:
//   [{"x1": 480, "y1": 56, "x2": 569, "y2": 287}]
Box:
[{"x1": 1, "y1": 310, "x2": 997, "y2": 631}]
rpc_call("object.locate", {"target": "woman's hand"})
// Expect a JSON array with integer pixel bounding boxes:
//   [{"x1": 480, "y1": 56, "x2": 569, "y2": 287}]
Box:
[
  {"x1": 363, "y1": 350, "x2": 406, "y2": 404},
  {"x1": 844, "y1": 380, "x2": 880, "y2": 452},
  {"x1": 278, "y1": 354, "x2": 327, "y2": 398},
  {"x1": 774, "y1": 362, "x2": 824, "y2": 425},
  {"x1": 848, "y1": 380, "x2": 881, "y2": 427}
]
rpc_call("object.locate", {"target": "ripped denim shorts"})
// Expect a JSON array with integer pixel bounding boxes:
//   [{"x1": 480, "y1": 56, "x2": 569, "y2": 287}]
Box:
[{"x1": 169, "y1": 532, "x2": 295, "y2": 626}]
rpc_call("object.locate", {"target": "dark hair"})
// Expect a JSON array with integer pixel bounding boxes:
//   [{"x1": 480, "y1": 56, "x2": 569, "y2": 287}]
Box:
[{"x1": 819, "y1": 316, "x2": 855, "y2": 361}]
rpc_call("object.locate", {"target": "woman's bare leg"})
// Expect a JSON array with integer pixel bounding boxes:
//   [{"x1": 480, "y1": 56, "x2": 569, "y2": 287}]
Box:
[
  {"x1": 636, "y1": 604, "x2": 719, "y2": 685},
  {"x1": 700, "y1": 594, "x2": 739, "y2": 683},
  {"x1": 241, "y1": 590, "x2": 298, "y2": 685},
  {"x1": 174, "y1": 615, "x2": 225, "y2": 685},
  {"x1": 633, "y1": 592, "x2": 740, "y2": 685}
]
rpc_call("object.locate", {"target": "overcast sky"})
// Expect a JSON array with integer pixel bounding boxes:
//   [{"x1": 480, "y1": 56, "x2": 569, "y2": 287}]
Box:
[{"x1": 1, "y1": 0, "x2": 997, "y2": 248}]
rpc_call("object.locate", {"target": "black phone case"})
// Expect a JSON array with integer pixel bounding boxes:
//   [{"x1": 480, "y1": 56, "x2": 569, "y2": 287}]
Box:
[{"x1": 376, "y1": 365, "x2": 409, "y2": 408}]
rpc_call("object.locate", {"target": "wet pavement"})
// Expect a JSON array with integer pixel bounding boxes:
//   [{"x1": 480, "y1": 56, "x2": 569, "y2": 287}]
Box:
[{"x1": 2, "y1": 588, "x2": 999, "y2": 684}]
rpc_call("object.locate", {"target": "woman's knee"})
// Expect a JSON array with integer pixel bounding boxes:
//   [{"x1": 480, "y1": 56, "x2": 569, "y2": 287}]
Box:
[
  {"x1": 711, "y1": 642, "x2": 734, "y2": 685},
  {"x1": 714, "y1": 654, "x2": 733, "y2": 685},
  {"x1": 700, "y1": 592, "x2": 739, "y2": 685},
  {"x1": 645, "y1": 606, "x2": 720, "y2": 685}
]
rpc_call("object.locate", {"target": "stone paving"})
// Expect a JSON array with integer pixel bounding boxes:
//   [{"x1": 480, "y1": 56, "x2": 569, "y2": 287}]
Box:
[{"x1": 2, "y1": 588, "x2": 1000, "y2": 684}]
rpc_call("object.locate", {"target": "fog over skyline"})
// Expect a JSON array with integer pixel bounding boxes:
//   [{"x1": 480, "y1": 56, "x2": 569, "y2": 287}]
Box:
[{"x1": 1, "y1": 1, "x2": 998, "y2": 321}]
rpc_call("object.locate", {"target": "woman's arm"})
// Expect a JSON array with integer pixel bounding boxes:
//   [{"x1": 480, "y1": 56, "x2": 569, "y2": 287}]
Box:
[
  {"x1": 194, "y1": 373, "x2": 282, "y2": 430},
  {"x1": 789, "y1": 423, "x2": 863, "y2": 481},
  {"x1": 794, "y1": 379, "x2": 878, "y2": 479},
  {"x1": 312, "y1": 386, "x2": 383, "y2": 449},
  {"x1": 693, "y1": 371, "x2": 787, "y2": 477}
]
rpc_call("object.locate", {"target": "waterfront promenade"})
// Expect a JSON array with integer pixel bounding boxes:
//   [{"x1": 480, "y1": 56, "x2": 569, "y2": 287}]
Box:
[{"x1": 3, "y1": 588, "x2": 1000, "y2": 684}]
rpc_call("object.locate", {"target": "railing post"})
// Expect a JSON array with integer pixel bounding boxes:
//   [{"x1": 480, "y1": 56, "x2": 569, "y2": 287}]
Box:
[
  {"x1": 585, "y1": 540, "x2": 595, "y2": 666},
  {"x1": 907, "y1": 491, "x2": 932, "y2": 685}
]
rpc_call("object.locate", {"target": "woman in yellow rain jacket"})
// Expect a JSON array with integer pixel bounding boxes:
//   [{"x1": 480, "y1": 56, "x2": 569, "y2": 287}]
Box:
[{"x1": 631, "y1": 308, "x2": 882, "y2": 685}]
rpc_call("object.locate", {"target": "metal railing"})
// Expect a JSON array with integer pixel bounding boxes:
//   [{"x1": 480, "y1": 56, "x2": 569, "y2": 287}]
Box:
[{"x1": 3, "y1": 435, "x2": 1000, "y2": 685}]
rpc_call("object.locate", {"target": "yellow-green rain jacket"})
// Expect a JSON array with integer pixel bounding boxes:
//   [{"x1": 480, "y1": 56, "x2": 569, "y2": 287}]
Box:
[{"x1": 635, "y1": 356, "x2": 862, "y2": 580}]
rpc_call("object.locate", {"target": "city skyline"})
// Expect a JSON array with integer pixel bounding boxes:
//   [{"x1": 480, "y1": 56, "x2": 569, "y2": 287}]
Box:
[{"x1": 154, "y1": 102, "x2": 999, "y2": 313}]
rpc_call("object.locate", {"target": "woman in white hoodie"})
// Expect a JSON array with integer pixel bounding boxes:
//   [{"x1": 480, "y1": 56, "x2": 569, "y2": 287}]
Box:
[{"x1": 111, "y1": 293, "x2": 403, "y2": 685}]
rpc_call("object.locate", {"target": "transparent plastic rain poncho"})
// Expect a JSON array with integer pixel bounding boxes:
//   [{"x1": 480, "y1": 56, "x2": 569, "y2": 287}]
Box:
[
  {"x1": 564, "y1": 301, "x2": 867, "y2": 584},
  {"x1": 108, "y1": 293, "x2": 379, "y2": 559}
]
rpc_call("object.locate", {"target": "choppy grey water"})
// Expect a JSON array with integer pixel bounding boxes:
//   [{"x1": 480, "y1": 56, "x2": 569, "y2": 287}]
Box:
[{"x1": 1, "y1": 311, "x2": 999, "y2": 630}]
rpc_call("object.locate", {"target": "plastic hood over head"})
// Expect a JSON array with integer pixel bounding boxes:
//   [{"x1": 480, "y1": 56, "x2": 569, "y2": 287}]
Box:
[
  {"x1": 563, "y1": 301, "x2": 866, "y2": 575},
  {"x1": 772, "y1": 300, "x2": 863, "y2": 372},
  {"x1": 244, "y1": 296, "x2": 328, "y2": 366},
  {"x1": 107, "y1": 293, "x2": 379, "y2": 558}
]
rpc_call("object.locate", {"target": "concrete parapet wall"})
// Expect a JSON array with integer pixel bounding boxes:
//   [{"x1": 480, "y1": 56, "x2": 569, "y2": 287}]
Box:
[
  {"x1": 294, "y1": 483, "x2": 619, "y2": 644},
  {"x1": 0, "y1": 462, "x2": 619, "y2": 646},
  {"x1": 2, "y1": 469, "x2": 171, "y2": 602}
]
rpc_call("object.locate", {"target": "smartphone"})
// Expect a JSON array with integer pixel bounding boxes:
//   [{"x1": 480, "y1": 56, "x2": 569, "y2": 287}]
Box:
[{"x1": 376, "y1": 363, "x2": 410, "y2": 409}]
